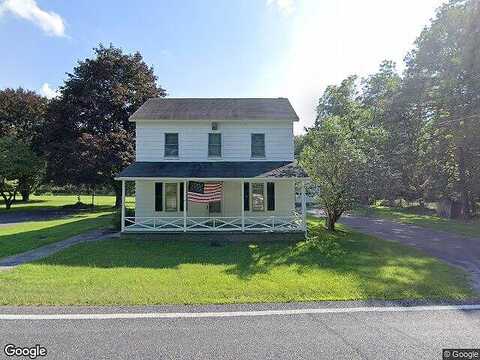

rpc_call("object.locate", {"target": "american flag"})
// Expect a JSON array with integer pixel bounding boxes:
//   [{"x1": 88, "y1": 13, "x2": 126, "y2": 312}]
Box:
[{"x1": 188, "y1": 181, "x2": 223, "y2": 203}]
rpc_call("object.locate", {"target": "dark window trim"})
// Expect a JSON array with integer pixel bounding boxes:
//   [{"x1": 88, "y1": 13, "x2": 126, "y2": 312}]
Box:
[
  {"x1": 267, "y1": 182, "x2": 275, "y2": 211},
  {"x1": 155, "y1": 182, "x2": 163, "y2": 212},
  {"x1": 243, "y1": 182, "x2": 250, "y2": 211},
  {"x1": 179, "y1": 182, "x2": 184, "y2": 212}
]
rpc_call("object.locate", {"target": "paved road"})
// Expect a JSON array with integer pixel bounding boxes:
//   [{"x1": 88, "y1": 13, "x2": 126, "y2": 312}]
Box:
[{"x1": 0, "y1": 302, "x2": 479, "y2": 359}]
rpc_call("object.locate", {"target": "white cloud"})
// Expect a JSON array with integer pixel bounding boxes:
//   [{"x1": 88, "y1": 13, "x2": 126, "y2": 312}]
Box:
[
  {"x1": 39, "y1": 83, "x2": 59, "y2": 99},
  {"x1": 267, "y1": 0, "x2": 295, "y2": 16},
  {"x1": 259, "y1": 0, "x2": 445, "y2": 134},
  {"x1": 0, "y1": 0, "x2": 66, "y2": 37}
]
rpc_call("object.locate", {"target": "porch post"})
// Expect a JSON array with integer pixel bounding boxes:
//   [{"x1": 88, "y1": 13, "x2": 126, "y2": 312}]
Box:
[
  {"x1": 241, "y1": 179, "x2": 245, "y2": 232},
  {"x1": 121, "y1": 180, "x2": 126, "y2": 232},
  {"x1": 183, "y1": 180, "x2": 187, "y2": 232},
  {"x1": 301, "y1": 180, "x2": 307, "y2": 234}
]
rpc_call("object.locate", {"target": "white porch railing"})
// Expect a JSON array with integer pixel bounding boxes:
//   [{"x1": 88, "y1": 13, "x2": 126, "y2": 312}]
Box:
[{"x1": 124, "y1": 214, "x2": 304, "y2": 232}]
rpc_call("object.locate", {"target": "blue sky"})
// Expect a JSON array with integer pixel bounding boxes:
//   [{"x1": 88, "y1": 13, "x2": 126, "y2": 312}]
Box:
[{"x1": 0, "y1": 0, "x2": 444, "y2": 133}]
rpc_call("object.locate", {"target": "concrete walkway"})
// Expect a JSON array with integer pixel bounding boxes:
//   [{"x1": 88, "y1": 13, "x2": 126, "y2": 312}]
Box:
[
  {"x1": 0, "y1": 229, "x2": 119, "y2": 270},
  {"x1": 333, "y1": 213, "x2": 480, "y2": 292}
]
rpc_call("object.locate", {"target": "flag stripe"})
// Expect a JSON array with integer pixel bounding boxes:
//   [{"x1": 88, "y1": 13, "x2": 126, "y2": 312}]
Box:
[{"x1": 188, "y1": 182, "x2": 223, "y2": 203}]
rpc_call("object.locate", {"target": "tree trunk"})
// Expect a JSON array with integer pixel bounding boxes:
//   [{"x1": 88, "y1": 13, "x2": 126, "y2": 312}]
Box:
[
  {"x1": 326, "y1": 216, "x2": 336, "y2": 231},
  {"x1": 18, "y1": 177, "x2": 31, "y2": 202},
  {"x1": 113, "y1": 181, "x2": 122, "y2": 208},
  {"x1": 1, "y1": 192, "x2": 15, "y2": 210},
  {"x1": 20, "y1": 189, "x2": 30, "y2": 202},
  {"x1": 457, "y1": 146, "x2": 473, "y2": 219},
  {"x1": 325, "y1": 210, "x2": 338, "y2": 231}
]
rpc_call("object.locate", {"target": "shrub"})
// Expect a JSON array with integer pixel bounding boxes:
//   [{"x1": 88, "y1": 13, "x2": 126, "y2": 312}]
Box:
[{"x1": 303, "y1": 233, "x2": 345, "y2": 260}]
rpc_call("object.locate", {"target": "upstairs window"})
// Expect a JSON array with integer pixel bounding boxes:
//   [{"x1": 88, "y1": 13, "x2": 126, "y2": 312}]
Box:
[
  {"x1": 251, "y1": 133, "x2": 265, "y2": 158},
  {"x1": 208, "y1": 133, "x2": 222, "y2": 157},
  {"x1": 164, "y1": 133, "x2": 179, "y2": 157}
]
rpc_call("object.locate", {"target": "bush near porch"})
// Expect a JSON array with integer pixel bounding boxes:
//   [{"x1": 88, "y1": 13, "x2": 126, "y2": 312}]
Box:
[{"x1": 0, "y1": 218, "x2": 475, "y2": 305}]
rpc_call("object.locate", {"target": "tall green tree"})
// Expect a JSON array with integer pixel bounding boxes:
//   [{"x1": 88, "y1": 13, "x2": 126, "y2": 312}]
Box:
[
  {"x1": 301, "y1": 117, "x2": 367, "y2": 231},
  {"x1": 44, "y1": 44, "x2": 166, "y2": 206},
  {"x1": 0, "y1": 137, "x2": 44, "y2": 209},
  {"x1": 404, "y1": 0, "x2": 480, "y2": 217},
  {"x1": 0, "y1": 88, "x2": 47, "y2": 201}
]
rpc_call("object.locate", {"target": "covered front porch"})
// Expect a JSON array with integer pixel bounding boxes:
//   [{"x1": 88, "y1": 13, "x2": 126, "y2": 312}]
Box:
[{"x1": 116, "y1": 161, "x2": 308, "y2": 234}]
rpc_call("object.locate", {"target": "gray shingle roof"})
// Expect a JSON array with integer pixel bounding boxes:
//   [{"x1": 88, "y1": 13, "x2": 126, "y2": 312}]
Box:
[
  {"x1": 129, "y1": 98, "x2": 299, "y2": 121},
  {"x1": 116, "y1": 161, "x2": 307, "y2": 179}
]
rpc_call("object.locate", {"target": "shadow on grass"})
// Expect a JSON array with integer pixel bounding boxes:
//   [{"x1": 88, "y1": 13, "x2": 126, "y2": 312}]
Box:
[
  {"x1": 0, "y1": 213, "x2": 113, "y2": 259},
  {"x1": 35, "y1": 218, "x2": 475, "y2": 300}
]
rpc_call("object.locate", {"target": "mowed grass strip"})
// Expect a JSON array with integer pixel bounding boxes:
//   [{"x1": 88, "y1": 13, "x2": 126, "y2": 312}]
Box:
[
  {"x1": 355, "y1": 205, "x2": 480, "y2": 238},
  {"x1": 0, "y1": 219, "x2": 474, "y2": 305},
  {"x1": 0, "y1": 194, "x2": 135, "y2": 213},
  {"x1": 0, "y1": 212, "x2": 114, "y2": 259}
]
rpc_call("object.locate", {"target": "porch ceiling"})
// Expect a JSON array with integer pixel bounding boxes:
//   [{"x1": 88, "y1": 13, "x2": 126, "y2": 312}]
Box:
[{"x1": 116, "y1": 161, "x2": 307, "y2": 180}]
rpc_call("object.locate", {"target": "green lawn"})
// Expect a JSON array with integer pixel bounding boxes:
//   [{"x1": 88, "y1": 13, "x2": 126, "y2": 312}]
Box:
[
  {"x1": 0, "y1": 218, "x2": 474, "y2": 305},
  {"x1": 0, "y1": 211, "x2": 114, "y2": 259},
  {"x1": 0, "y1": 194, "x2": 135, "y2": 213},
  {"x1": 354, "y1": 205, "x2": 480, "y2": 238}
]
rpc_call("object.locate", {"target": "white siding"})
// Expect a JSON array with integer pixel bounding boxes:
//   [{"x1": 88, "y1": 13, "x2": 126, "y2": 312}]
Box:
[
  {"x1": 135, "y1": 180, "x2": 296, "y2": 218},
  {"x1": 135, "y1": 120, "x2": 294, "y2": 162}
]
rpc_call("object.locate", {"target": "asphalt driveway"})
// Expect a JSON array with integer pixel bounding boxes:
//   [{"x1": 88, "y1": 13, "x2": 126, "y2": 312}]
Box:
[{"x1": 335, "y1": 214, "x2": 480, "y2": 292}]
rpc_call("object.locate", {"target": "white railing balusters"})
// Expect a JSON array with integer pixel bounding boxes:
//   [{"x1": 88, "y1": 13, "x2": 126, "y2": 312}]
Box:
[{"x1": 124, "y1": 214, "x2": 304, "y2": 233}]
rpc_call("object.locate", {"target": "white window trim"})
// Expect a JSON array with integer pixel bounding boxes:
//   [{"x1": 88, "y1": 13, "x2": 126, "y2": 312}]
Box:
[
  {"x1": 208, "y1": 132, "x2": 222, "y2": 159},
  {"x1": 164, "y1": 182, "x2": 179, "y2": 212},
  {"x1": 251, "y1": 182, "x2": 266, "y2": 212},
  {"x1": 251, "y1": 133, "x2": 266, "y2": 159},
  {"x1": 164, "y1": 133, "x2": 179, "y2": 159}
]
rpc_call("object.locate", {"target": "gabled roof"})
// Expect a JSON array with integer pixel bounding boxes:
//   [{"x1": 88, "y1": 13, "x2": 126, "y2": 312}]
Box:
[
  {"x1": 129, "y1": 98, "x2": 299, "y2": 121},
  {"x1": 116, "y1": 161, "x2": 307, "y2": 179}
]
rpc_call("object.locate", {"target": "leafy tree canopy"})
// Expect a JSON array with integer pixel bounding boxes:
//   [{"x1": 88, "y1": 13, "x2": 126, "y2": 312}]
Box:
[
  {"x1": 0, "y1": 137, "x2": 44, "y2": 209},
  {"x1": 44, "y1": 44, "x2": 166, "y2": 206}
]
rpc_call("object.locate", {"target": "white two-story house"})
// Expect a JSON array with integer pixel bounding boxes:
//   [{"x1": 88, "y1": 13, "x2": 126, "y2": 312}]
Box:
[{"x1": 116, "y1": 97, "x2": 308, "y2": 233}]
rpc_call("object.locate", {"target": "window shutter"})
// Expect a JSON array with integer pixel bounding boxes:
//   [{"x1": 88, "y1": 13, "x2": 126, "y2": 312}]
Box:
[
  {"x1": 243, "y1": 182, "x2": 250, "y2": 211},
  {"x1": 179, "y1": 182, "x2": 184, "y2": 211},
  {"x1": 267, "y1": 182, "x2": 275, "y2": 211},
  {"x1": 155, "y1": 183, "x2": 163, "y2": 211}
]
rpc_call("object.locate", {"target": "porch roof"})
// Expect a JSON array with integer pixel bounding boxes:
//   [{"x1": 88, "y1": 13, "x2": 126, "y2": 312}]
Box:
[{"x1": 116, "y1": 161, "x2": 307, "y2": 180}]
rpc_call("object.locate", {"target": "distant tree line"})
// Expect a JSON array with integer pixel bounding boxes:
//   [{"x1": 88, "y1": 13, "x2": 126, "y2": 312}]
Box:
[
  {"x1": 300, "y1": 0, "x2": 480, "y2": 230},
  {"x1": 0, "y1": 44, "x2": 166, "y2": 209}
]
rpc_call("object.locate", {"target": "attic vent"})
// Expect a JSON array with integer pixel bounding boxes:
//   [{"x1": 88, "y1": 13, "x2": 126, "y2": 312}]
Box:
[{"x1": 211, "y1": 122, "x2": 218, "y2": 131}]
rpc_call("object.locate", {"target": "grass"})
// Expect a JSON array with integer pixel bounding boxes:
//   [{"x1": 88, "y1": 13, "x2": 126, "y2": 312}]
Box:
[
  {"x1": 0, "y1": 194, "x2": 134, "y2": 213},
  {"x1": 0, "y1": 211, "x2": 114, "y2": 259},
  {"x1": 0, "y1": 218, "x2": 475, "y2": 305},
  {"x1": 354, "y1": 205, "x2": 480, "y2": 238}
]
